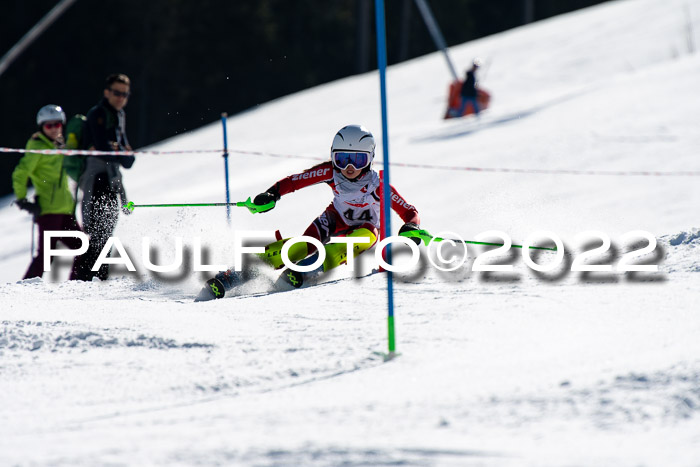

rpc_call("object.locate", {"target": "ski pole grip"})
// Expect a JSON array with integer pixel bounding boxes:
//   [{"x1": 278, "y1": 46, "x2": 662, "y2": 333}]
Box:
[
  {"x1": 235, "y1": 197, "x2": 275, "y2": 214},
  {"x1": 399, "y1": 229, "x2": 434, "y2": 244}
]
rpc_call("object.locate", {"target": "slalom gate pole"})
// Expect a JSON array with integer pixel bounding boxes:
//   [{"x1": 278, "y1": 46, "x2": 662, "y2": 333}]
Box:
[
  {"x1": 221, "y1": 113, "x2": 231, "y2": 225},
  {"x1": 375, "y1": 0, "x2": 396, "y2": 358}
]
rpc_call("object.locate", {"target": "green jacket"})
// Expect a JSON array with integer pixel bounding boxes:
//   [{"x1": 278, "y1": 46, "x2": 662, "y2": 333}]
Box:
[{"x1": 12, "y1": 132, "x2": 76, "y2": 215}]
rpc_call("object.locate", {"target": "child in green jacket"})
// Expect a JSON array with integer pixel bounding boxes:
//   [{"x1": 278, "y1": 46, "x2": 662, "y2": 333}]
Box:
[{"x1": 12, "y1": 105, "x2": 90, "y2": 280}]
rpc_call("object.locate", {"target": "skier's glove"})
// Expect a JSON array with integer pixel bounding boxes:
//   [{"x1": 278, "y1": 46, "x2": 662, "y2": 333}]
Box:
[
  {"x1": 15, "y1": 198, "x2": 40, "y2": 217},
  {"x1": 399, "y1": 222, "x2": 422, "y2": 245},
  {"x1": 253, "y1": 192, "x2": 278, "y2": 211}
]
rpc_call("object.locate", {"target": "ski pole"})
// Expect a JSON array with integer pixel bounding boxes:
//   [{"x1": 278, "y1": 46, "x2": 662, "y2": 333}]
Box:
[
  {"x1": 400, "y1": 229, "x2": 557, "y2": 251},
  {"x1": 122, "y1": 197, "x2": 275, "y2": 214}
]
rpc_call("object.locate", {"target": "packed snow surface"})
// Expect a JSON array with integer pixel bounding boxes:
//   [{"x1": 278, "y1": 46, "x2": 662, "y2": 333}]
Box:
[{"x1": 2, "y1": 0, "x2": 700, "y2": 465}]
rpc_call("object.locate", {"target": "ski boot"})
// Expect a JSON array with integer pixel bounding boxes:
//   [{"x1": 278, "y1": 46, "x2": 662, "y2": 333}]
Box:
[
  {"x1": 194, "y1": 269, "x2": 243, "y2": 302},
  {"x1": 280, "y1": 268, "x2": 305, "y2": 289},
  {"x1": 274, "y1": 262, "x2": 324, "y2": 291}
]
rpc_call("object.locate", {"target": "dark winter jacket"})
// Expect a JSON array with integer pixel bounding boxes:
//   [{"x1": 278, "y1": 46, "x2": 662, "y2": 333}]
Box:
[
  {"x1": 84, "y1": 97, "x2": 135, "y2": 168},
  {"x1": 460, "y1": 70, "x2": 478, "y2": 98}
]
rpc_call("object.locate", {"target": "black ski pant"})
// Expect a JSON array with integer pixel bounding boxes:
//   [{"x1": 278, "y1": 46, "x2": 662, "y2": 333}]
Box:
[
  {"x1": 24, "y1": 214, "x2": 91, "y2": 281},
  {"x1": 81, "y1": 173, "x2": 120, "y2": 280}
]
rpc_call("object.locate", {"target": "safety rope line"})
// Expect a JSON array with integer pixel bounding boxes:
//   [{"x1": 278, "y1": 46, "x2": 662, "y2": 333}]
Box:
[
  {"x1": 1, "y1": 146, "x2": 698, "y2": 177},
  {"x1": 0, "y1": 147, "x2": 221, "y2": 156}
]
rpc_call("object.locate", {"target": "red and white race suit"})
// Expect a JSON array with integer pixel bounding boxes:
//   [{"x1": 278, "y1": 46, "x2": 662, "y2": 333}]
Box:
[{"x1": 266, "y1": 161, "x2": 419, "y2": 246}]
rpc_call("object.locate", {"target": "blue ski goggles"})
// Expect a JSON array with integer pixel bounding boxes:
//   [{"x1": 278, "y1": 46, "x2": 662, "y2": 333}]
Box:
[{"x1": 332, "y1": 151, "x2": 371, "y2": 170}]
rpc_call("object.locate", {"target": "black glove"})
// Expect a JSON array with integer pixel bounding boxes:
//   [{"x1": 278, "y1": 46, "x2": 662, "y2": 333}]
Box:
[
  {"x1": 121, "y1": 203, "x2": 133, "y2": 216},
  {"x1": 253, "y1": 192, "x2": 278, "y2": 208},
  {"x1": 15, "y1": 198, "x2": 40, "y2": 217},
  {"x1": 399, "y1": 222, "x2": 422, "y2": 245}
]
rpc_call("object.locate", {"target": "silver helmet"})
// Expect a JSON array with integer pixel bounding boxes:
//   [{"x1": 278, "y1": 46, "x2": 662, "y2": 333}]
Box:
[
  {"x1": 330, "y1": 125, "x2": 375, "y2": 167},
  {"x1": 36, "y1": 104, "x2": 66, "y2": 126}
]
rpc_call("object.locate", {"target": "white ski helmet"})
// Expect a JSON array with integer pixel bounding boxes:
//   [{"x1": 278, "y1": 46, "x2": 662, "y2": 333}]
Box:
[
  {"x1": 36, "y1": 104, "x2": 66, "y2": 126},
  {"x1": 330, "y1": 125, "x2": 375, "y2": 169}
]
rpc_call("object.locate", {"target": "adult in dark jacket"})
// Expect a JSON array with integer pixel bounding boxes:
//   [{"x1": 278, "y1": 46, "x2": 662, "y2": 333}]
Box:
[
  {"x1": 458, "y1": 59, "x2": 482, "y2": 116},
  {"x1": 80, "y1": 73, "x2": 136, "y2": 280}
]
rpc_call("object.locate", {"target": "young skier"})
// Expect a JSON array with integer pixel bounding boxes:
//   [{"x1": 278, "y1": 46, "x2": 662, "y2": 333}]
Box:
[
  {"x1": 196, "y1": 124, "x2": 421, "y2": 301},
  {"x1": 12, "y1": 105, "x2": 91, "y2": 280}
]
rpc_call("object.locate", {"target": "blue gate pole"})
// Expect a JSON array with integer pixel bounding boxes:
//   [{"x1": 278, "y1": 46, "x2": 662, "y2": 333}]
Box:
[
  {"x1": 375, "y1": 0, "x2": 396, "y2": 357},
  {"x1": 221, "y1": 113, "x2": 231, "y2": 225}
]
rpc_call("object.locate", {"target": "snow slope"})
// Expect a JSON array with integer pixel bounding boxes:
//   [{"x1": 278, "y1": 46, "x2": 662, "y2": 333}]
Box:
[{"x1": 2, "y1": 0, "x2": 700, "y2": 465}]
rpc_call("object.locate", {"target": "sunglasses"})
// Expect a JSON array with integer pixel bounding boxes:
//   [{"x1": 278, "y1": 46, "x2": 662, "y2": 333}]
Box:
[
  {"x1": 43, "y1": 122, "x2": 63, "y2": 129},
  {"x1": 110, "y1": 88, "x2": 130, "y2": 98},
  {"x1": 332, "y1": 151, "x2": 371, "y2": 170}
]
